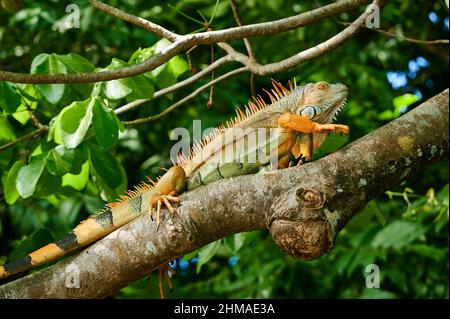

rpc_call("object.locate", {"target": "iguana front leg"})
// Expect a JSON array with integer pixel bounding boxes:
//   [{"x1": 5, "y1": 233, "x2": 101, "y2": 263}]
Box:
[
  {"x1": 278, "y1": 112, "x2": 349, "y2": 134},
  {"x1": 278, "y1": 112, "x2": 349, "y2": 161}
]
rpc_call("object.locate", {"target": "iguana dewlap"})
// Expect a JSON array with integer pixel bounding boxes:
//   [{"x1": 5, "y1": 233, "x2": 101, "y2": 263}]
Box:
[{"x1": 0, "y1": 80, "x2": 348, "y2": 282}]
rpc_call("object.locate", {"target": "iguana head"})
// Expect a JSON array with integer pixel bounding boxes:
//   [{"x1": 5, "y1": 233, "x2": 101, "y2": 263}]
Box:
[{"x1": 293, "y1": 81, "x2": 348, "y2": 124}]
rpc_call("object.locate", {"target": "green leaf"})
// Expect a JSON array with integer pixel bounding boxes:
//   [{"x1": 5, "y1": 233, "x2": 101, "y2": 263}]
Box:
[
  {"x1": 406, "y1": 244, "x2": 447, "y2": 261},
  {"x1": 62, "y1": 160, "x2": 89, "y2": 191},
  {"x1": 223, "y1": 233, "x2": 246, "y2": 254},
  {"x1": 103, "y1": 79, "x2": 132, "y2": 100},
  {"x1": 3, "y1": 161, "x2": 25, "y2": 205},
  {"x1": 379, "y1": 93, "x2": 420, "y2": 120},
  {"x1": 34, "y1": 168, "x2": 62, "y2": 197},
  {"x1": 393, "y1": 93, "x2": 419, "y2": 112},
  {"x1": 371, "y1": 221, "x2": 427, "y2": 249},
  {"x1": 93, "y1": 100, "x2": 119, "y2": 149},
  {"x1": 0, "y1": 81, "x2": 21, "y2": 113},
  {"x1": 56, "y1": 53, "x2": 95, "y2": 73},
  {"x1": 0, "y1": 115, "x2": 16, "y2": 142},
  {"x1": 150, "y1": 40, "x2": 188, "y2": 89},
  {"x1": 16, "y1": 154, "x2": 46, "y2": 198},
  {"x1": 8, "y1": 229, "x2": 54, "y2": 262},
  {"x1": 56, "y1": 53, "x2": 95, "y2": 96},
  {"x1": 182, "y1": 249, "x2": 200, "y2": 262},
  {"x1": 30, "y1": 53, "x2": 67, "y2": 105},
  {"x1": 168, "y1": 55, "x2": 189, "y2": 79},
  {"x1": 69, "y1": 143, "x2": 89, "y2": 174},
  {"x1": 196, "y1": 239, "x2": 221, "y2": 273},
  {"x1": 57, "y1": 98, "x2": 95, "y2": 149},
  {"x1": 10, "y1": 87, "x2": 38, "y2": 125},
  {"x1": 88, "y1": 143, "x2": 122, "y2": 189},
  {"x1": 102, "y1": 59, "x2": 154, "y2": 101},
  {"x1": 46, "y1": 145, "x2": 76, "y2": 176},
  {"x1": 367, "y1": 200, "x2": 386, "y2": 226}
]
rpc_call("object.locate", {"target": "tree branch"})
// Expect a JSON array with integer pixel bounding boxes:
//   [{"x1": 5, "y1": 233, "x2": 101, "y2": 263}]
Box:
[
  {"x1": 89, "y1": 0, "x2": 180, "y2": 42},
  {"x1": 0, "y1": 126, "x2": 48, "y2": 153},
  {"x1": 121, "y1": 66, "x2": 249, "y2": 126},
  {"x1": 229, "y1": 0, "x2": 256, "y2": 62},
  {"x1": 117, "y1": 0, "x2": 384, "y2": 122},
  {"x1": 218, "y1": 0, "x2": 386, "y2": 75},
  {"x1": 114, "y1": 55, "x2": 232, "y2": 115},
  {"x1": 0, "y1": 88, "x2": 447, "y2": 298},
  {"x1": 0, "y1": 0, "x2": 369, "y2": 84}
]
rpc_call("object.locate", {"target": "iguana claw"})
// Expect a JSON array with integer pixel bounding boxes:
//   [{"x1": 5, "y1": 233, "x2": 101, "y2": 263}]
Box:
[
  {"x1": 148, "y1": 192, "x2": 181, "y2": 230},
  {"x1": 148, "y1": 263, "x2": 176, "y2": 299}
]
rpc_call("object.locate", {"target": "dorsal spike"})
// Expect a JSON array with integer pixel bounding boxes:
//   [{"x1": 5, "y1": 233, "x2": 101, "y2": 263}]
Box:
[
  {"x1": 271, "y1": 89, "x2": 280, "y2": 99},
  {"x1": 278, "y1": 81, "x2": 289, "y2": 94},
  {"x1": 179, "y1": 79, "x2": 296, "y2": 166},
  {"x1": 271, "y1": 80, "x2": 284, "y2": 97},
  {"x1": 263, "y1": 89, "x2": 276, "y2": 103}
]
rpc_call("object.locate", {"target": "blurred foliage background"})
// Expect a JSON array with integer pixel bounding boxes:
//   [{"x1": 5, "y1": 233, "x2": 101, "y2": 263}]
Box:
[{"x1": 0, "y1": 0, "x2": 448, "y2": 298}]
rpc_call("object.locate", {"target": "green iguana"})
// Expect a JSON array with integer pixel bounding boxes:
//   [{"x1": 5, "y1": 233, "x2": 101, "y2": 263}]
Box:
[{"x1": 0, "y1": 80, "x2": 348, "y2": 296}]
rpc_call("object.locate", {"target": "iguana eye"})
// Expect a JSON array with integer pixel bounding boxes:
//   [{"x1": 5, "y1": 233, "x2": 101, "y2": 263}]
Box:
[
  {"x1": 317, "y1": 82, "x2": 329, "y2": 90},
  {"x1": 300, "y1": 106, "x2": 316, "y2": 118}
]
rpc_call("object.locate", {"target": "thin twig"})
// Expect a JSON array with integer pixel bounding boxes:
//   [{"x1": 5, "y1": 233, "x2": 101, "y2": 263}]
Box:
[
  {"x1": 0, "y1": 0, "x2": 368, "y2": 84},
  {"x1": 25, "y1": 104, "x2": 45, "y2": 130},
  {"x1": 370, "y1": 27, "x2": 449, "y2": 44},
  {"x1": 216, "y1": 0, "x2": 386, "y2": 75},
  {"x1": 114, "y1": 56, "x2": 232, "y2": 115},
  {"x1": 338, "y1": 20, "x2": 449, "y2": 45},
  {"x1": 121, "y1": 0, "x2": 383, "y2": 122},
  {"x1": 230, "y1": 0, "x2": 257, "y2": 97},
  {"x1": 0, "y1": 127, "x2": 48, "y2": 153},
  {"x1": 207, "y1": 44, "x2": 215, "y2": 108},
  {"x1": 122, "y1": 67, "x2": 249, "y2": 126},
  {"x1": 89, "y1": 0, "x2": 179, "y2": 41},
  {"x1": 230, "y1": 0, "x2": 256, "y2": 61}
]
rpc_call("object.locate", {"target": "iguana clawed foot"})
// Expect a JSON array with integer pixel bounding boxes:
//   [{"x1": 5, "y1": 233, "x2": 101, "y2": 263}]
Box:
[
  {"x1": 148, "y1": 263, "x2": 176, "y2": 299},
  {"x1": 149, "y1": 192, "x2": 181, "y2": 229}
]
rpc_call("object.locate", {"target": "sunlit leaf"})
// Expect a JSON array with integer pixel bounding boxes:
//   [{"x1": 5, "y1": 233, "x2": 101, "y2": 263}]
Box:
[
  {"x1": 16, "y1": 154, "x2": 46, "y2": 198},
  {"x1": 57, "y1": 98, "x2": 95, "y2": 149}
]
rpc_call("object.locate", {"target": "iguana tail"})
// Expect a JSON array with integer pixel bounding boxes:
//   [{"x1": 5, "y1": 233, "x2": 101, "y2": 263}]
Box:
[
  {"x1": 0, "y1": 193, "x2": 147, "y2": 279},
  {"x1": 0, "y1": 165, "x2": 187, "y2": 280}
]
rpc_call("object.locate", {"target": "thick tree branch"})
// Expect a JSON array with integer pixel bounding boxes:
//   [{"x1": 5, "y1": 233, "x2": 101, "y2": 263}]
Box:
[
  {"x1": 0, "y1": 89, "x2": 447, "y2": 299},
  {"x1": 0, "y1": 0, "x2": 369, "y2": 84}
]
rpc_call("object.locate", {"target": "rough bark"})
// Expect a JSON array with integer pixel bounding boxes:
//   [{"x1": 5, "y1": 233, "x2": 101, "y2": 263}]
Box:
[{"x1": 0, "y1": 89, "x2": 447, "y2": 298}]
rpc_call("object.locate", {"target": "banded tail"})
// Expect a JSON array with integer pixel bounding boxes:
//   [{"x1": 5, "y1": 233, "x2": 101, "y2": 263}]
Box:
[
  {"x1": 0, "y1": 195, "x2": 144, "y2": 279},
  {"x1": 0, "y1": 165, "x2": 186, "y2": 280}
]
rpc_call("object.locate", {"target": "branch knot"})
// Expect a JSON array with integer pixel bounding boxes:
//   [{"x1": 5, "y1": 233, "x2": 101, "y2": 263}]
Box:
[{"x1": 268, "y1": 187, "x2": 333, "y2": 260}]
